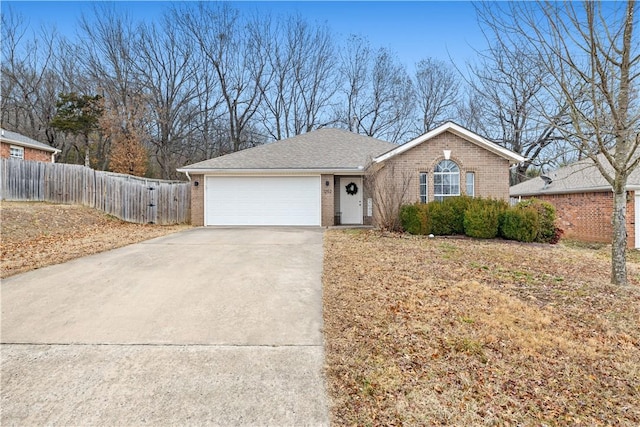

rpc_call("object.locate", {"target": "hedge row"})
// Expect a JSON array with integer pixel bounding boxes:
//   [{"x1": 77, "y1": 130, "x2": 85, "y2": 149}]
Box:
[{"x1": 399, "y1": 196, "x2": 562, "y2": 244}]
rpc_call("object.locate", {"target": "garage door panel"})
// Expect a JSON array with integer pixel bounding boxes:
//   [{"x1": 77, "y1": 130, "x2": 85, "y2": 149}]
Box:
[{"x1": 206, "y1": 176, "x2": 321, "y2": 226}]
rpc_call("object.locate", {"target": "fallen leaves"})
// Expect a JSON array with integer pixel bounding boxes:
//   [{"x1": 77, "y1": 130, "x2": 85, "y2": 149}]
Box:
[
  {"x1": 323, "y1": 230, "x2": 640, "y2": 426},
  {"x1": 1, "y1": 202, "x2": 189, "y2": 278}
]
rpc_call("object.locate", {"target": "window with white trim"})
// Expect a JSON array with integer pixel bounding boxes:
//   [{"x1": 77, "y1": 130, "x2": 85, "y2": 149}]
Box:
[
  {"x1": 9, "y1": 145, "x2": 24, "y2": 159},
  {"x1": 466, "y1": 171, "x2": 475, "y2": 197},
  {"x1": 419, "y1": 172, "x2": 428, "y2": 203},
  {"x1": 434, "y1": 159, "x2": 460, "y2": 201}
]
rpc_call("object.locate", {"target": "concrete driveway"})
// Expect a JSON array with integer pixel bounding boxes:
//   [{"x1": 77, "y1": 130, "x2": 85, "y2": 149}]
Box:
[{"x1": 1, "y1": 227, "x2": 329, "y2": 425}]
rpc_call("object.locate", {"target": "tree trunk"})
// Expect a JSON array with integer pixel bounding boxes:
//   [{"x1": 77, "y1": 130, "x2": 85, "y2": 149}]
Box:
[
  {"x1": 611, "y1": 188, "x2": 628, "y2": 285},
  {"x1": 84, "y1": 133, "x2": 91, "y2": 167}
]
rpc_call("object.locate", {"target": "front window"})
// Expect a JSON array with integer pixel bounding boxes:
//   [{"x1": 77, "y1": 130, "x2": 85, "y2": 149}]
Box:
[
  {"x1": 9, "y1": 145, "x2": 24, "y2": 159},
  {"x1": 419, "y1": 172, "x2": 428, "y2": 203},
  {"x1": 434, "y1": 159, "x2": 460, "y2": 201},
  {"x1": 466, "y1": 172, "x2": 475, "y2": 197}
]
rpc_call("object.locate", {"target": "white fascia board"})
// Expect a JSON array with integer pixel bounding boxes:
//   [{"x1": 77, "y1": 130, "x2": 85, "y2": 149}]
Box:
[
  {"x1": 510, "y1": 185, "x2": 614, "y2": 197},
  {"x1": 512, "y1": 182, "x2": 640, "y2": 197},
  {"x1": 176, "y1": 168, "x2": 365, "y2": 175},
  {"x1": 1, "y1": 137, "x2": 60, "y2": 153},
  {"x1": 374, "y1": 122, "x2": 525, "y2": 164}
]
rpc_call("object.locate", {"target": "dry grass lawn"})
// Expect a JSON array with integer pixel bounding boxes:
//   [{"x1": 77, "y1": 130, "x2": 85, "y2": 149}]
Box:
[
  {"x1": 1, "y1": 201, "x2": 189, "y2": 278},
  {"x1": 323, "y1": 230, "x2": 640, "y2": 426}
]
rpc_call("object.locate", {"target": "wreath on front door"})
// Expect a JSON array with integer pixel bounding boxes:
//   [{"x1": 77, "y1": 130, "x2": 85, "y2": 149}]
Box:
[{"x1": 345, "y1": 182, "x2": 358, "y2": 195}]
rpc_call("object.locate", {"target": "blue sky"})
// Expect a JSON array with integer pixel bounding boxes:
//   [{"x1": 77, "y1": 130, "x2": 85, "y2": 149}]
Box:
[{"x1": 3, "y1": 1, "x2": 485, "y2": 69}]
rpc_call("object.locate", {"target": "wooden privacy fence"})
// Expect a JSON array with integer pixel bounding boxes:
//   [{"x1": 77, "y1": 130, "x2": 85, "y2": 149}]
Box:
[{"x1": 0, "y1": 158, "x2": 190, "y2": 224}]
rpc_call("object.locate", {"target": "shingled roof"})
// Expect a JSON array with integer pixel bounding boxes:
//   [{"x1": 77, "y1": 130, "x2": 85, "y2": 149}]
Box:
[
  {"x1": 1, "y1": 128, "x2": 60, "y2": 153},
  {"x1": 178, "y1": 128, "x2": 397, "y2": 173},
  {"x1": 510, "y1": 155, "x2": 640, "y2": 196}
]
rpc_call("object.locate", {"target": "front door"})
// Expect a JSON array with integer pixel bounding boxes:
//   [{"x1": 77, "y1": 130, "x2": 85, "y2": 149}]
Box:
[{"x1": 340, "y1": 177, "x2": 363, "y2": 224}]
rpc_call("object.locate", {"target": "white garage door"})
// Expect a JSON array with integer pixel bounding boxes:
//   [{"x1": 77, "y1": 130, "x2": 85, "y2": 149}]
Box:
[{"x1": 206, "y1": 176, "x2": 321, "y2": 226}]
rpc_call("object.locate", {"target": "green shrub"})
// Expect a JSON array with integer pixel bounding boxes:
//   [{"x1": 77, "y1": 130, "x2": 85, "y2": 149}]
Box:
[
  {"x1": 400, "y1": 204, "x2": 421, "y2": 234},
  {"x1": 517, "y1": 198, "x2": 557, "y2": 243},
  {"x1": 400, "y1": 203, "x2": 431, "y2": 235},
  {"x1": 428, "y1": 196, "x2": 472, "y2": 235},
  {"x1": 429, "y1": 200, "x2": 456, "y2": 235},
  {"x1": 443, "y1": 196, "x2": 473, "y2": 234},
  {"x1": 463, "y1": 199, "x2": 506, "y2": 239},
  {"x1": 500, "y1": 207, "x2": 539, "y2": 242},
  {"x1": 416, "y1": 203, "x2": 431, "y2": 235}
]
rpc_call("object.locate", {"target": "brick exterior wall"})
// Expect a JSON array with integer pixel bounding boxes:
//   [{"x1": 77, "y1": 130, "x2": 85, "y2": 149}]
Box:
[
  {"x1": 190, "y1": 174, "x2": 205, "y2": 226},
  {"x1": 321, "y1": 174, "x2": 335, "y2": 226},
  {"x1": 533, "y1": 191, "x2": 636, "y2": 248},
  {"x1": 189, "y1": 131, "x2": 514, "y2": 228},
  {"x1": 382, "y1": 131, "x2": 512, "y2": 203},
  {"x1": 0, "y1": 142, "x2": 54, "y2": 162}
]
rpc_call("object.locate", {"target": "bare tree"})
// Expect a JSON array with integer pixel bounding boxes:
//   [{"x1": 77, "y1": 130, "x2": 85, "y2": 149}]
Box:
[
  {"x1": 78, "y1": 5, "x2": 139, "y2": 108},
  {"x1": 337, "y1": 35, "x2": 370, "y2": 133},
  {"x1": 77, "y1": 4, "x2": 143, "y2": 170},
  {"x1": 336, "y1": 37, "x2": 415, "y2": 143},
  {"x1": 1, "y1": 8, "x2": 64, "y2": 146},
  {"x1": 176, "y1": 3, "x2": 267, "y2": 153},
  {"x1": 135, "y1": 16, "x2": 200, "y2": 179},
  {"x1": 462, "y1": 38, "x2": 572, "y2": 184},
  {"x1": 364, "y1": 161, "x2": 415, "y2": 231},
  {"x1": 486, "y1": 1, "x2": 639, "y2": 285},
  {"x1": 414, "y1": 57, "x2": 460, "y2": 132},
  {"x1": 258, "y1": 15, "x2": 337, "y2": 140}
]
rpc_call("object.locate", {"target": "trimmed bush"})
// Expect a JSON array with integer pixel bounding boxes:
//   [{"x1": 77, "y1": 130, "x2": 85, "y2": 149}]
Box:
[
  {"x1": 463, "y1": 200, "x2": 507, "y2": 239},
  {"x1": 443, "y1": 196, "x2": 473, "y2": 234},
  {"x1": 517, "y1": 198, "x2": 557, "y2": 243},
  {"x1": 416, "y1": 203, "x2": 431, "y2": 235},
  {"x1": 400, "y1": 203, "x2": 430, "y2": 235},
  {"x1": 429, "y1": 200, "x2": 456, "y2": 235},
  {"x1": 500, "y1": 207, "x2": 539, "y2": 242},
  {"x1": 400, "y1": 204, "x2": 420, "y2": 234}
]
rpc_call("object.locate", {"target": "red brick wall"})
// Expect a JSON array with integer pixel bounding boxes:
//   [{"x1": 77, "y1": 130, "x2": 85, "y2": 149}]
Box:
[
  {"x1": 533, "y1": 191, "x2": 636, "y2": 248},
  {"x1": 0, "y1": 142, "x2": 54, "y2": 162}
]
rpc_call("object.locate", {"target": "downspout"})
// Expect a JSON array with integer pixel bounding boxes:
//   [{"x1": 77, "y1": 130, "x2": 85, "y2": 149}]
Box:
[
  {"x1": 184, "y1": 171, "x2": 191, "y2": 181},
  {"x1": 51, "y1": 149, "x2": 61, "y2": 163}
]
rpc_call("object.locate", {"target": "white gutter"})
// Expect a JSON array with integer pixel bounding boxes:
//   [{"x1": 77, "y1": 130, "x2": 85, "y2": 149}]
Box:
[
  {"x1": 1, "y1": 137, "x2": 60, "y2": 154},
  {"x1": 510, "y1": 185, "x2": 615, "y2": 197},
  {"x1": 175, "y1": 167, "x2": 366, "y2": 175}
]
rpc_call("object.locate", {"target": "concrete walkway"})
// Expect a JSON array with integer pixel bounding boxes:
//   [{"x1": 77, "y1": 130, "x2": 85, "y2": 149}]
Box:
[{"x1": 1, "y1": 227, "x2": 329, "y2": 426}]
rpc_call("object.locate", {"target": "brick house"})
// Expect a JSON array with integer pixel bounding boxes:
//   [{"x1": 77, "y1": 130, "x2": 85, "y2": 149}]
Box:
[
  {"x1": 177, "y1": 122, "x2": 524, "y2": 227},
  {"x1": 510, "y1": 157, "x2": 639, "y2": 248},
  {"x1": 0, "y1": 128, "x2": 60, "y2": 162}
]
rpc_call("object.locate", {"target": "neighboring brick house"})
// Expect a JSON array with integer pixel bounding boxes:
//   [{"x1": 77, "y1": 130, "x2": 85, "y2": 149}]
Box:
[
  {"x1": 177, "y1": 122, "x2": 524, "y2": 227},
  {"x1": 0, "y1": 128, "x2": 60, "y2": 162},
  {"x1": 510, "y1": 158, "x2": 639, "y2": 249}
]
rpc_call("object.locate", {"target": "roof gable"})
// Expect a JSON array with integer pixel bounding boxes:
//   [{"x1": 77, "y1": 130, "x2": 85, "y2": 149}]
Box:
[
  {"x1": 178, "y1": 128, "x2": 397, "y2": 173},
  {"x1": 0, "y1": 128, "x2": 60, "y2": 153},
  {"x1": 373, "y1": 121, "x2": 525, "y2": 165}
]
